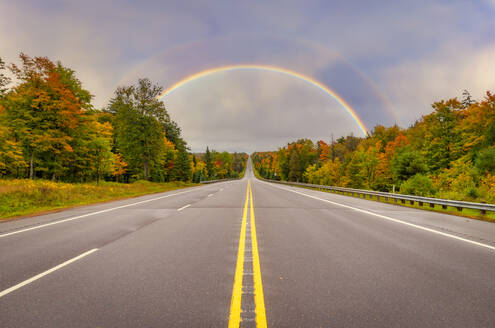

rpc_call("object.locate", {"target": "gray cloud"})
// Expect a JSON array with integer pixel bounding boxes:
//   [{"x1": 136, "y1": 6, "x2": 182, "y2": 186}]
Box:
[{"x1": 1, "y1": 0, "x2": 494, "y2": 152}]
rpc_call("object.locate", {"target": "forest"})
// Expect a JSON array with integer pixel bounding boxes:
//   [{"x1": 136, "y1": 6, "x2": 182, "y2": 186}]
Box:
[
  {"x1": 253, "y1": 91, "x2": 495, "y2": 203},
  {"x1": 0, "y1": 54, "x2": 246, "y2": 184}
]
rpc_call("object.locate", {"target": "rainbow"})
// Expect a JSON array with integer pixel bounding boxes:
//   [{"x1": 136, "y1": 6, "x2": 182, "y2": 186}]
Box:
[{"x1": 156, "y1": 64, "x2": 368, "y2": 136}]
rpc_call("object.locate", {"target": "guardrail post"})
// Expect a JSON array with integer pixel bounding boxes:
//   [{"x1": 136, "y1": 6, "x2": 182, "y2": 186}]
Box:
[
  {"x1": 442, "y1": 205, "x2": 447, "y2": 209},
  {"x1": 419, "y1": 201, "x2": 423, "y2": 206},
  {"x1": 410, "y1": 200, "x2": 414, "y2": 205},
  {"x1": 481, "y1": 202, "x2": 487, "y2": 215},
  {"x1": 429, "y1": 203, "x2": 434, "y2": 208},
  {"x1": 457, "y1": 207, "x2": 462, "y2": 212},
  {"x1": 401, "y1": 199, "x2": 405, "y2": 204}
]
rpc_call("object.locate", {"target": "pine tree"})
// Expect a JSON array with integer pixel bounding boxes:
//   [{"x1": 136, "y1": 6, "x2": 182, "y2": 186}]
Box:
[
  {"x1": 205, "y1": 146, "x2": 213, "y2": 179},
  {"x1": 174, "y1": 140, "x2": 191, "y2": 182}
]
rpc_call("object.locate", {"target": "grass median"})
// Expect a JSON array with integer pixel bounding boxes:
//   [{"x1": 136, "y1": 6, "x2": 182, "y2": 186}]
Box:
[{"x1": 0, "y1": 179, "x2": 198, "y2": 220}]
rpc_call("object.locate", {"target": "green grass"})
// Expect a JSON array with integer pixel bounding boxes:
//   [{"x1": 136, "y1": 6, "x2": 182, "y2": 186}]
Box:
[
  {"x1": 0, "y1": 179, "x2": 198, "y2": 220},
  {"x1": 302, "y1": 186, "x2": 495, "y2": 223}
]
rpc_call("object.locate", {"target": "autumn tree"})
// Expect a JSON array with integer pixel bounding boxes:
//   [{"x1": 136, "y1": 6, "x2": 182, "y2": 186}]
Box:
[
  {"x1": 423, "y1": 99, "x2": 463, "y2": 171},
  {"x1": 252, "y1": 90, "x2": 495, "y2": 203},
  {"x1": 4, "y1": 54, "x2": 100, "y2": 180},
  {"x1": 197, "y1": 149, "x2": 247, "y2": 181}
]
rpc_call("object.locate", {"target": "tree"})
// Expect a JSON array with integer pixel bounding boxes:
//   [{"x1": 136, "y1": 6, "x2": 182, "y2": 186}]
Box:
[
  {"x1": 423, "y1": 99, "x2": 463, "y2": 171},
  {"x1": 0, "y1": 57, "x2": 10, "y2": 97},
  {"x1": 5, "y1": 54, "x2": 89, "y2": 180},
  {"x1": 174, "y1": 140, "x2": 192, "y2": 181},
  {"x1": 400, "y1": 174, "x2": 437, "y2": 197},
  {"x1": 112, "y1": 153, "x2": 127, "y2": 182},
  {"x1": 456, "y1": 91, "x2": 495, "y2": 155},
  {"x1": 475, "y1": 148, "x2": 495, "y2": 174},
  {"x1": 461, "y1": 89, "x2": 474, "y2": 109},
  {"x1": 109, "y1": 78, "x2": 170, "y2": 180},
  {"x1": 0, "y1": 121, "x2": 26, "y2": 176},
  {"x1": 205, "y1": 146, "x2": 213, "y2": 179},
  {"x1": 87, "y1": 121, "x2": 114, "y2": 183},
  {"x1": 391, "y1": 147, "x2": 428, "y2": 183}
]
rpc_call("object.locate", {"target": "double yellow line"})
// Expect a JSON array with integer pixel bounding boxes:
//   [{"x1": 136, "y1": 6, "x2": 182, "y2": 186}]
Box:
[{"x1": 229, "y1": 180, "x2": 267, "y2": 328}]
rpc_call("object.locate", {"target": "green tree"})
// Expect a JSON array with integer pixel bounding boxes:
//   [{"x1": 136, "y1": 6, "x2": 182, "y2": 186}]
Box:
[
  {"x1": 109, "y1": 78, "x2": 169, "y2": 180},
  {"x1": 400, "y1": 174, "x2": 437, "y2": 197},
  {"x1": 174, "y1": 140, "x2": 192, "y2": 181},
  {"x1": 423, "y1": 99, "x2": 463, "y2": 171},
  {"x1": 391, "y1": 147, "x2": 428, "y2": 183},
  {"x1": 205, "y1": 146, "x2": 213, "y2": 179},
  {"x1": 475, "y1": 148, "x2": 495, "y2": 174}
]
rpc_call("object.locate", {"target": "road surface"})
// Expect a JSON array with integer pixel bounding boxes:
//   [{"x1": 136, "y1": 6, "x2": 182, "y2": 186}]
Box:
[{"x1": 1, "y1": 160, "x2": 495, "y2": 327}]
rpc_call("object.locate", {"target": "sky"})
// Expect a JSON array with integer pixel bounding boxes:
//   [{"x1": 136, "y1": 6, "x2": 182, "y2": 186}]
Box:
[{"x1": 1, "y1": 0, "x2": 494, "y2": 152}]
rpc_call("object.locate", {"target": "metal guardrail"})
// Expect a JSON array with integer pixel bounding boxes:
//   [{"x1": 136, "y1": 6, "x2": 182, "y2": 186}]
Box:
[{"x1": 260, "y1": 178, "x2": 495, "y2": 215}]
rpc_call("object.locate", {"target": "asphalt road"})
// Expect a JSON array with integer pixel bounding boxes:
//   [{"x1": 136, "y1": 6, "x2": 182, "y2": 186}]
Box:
[{"x1": 1, "y1": 161, "x2": 495, "y2": 327}]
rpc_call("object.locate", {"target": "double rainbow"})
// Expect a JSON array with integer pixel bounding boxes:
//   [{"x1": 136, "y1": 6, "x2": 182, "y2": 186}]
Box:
[{"x1": 156, "y1": 64, "x2": 368, "y2": 136}]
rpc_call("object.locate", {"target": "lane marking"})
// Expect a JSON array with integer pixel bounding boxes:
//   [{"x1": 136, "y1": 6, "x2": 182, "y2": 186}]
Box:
[
  {"x1": 208, "y1": 193, "x2": 214, "y2": 197},
  {"x1": 249, "y1": 183, "x2": 268, "y2": 328},
  {"x1": 0, "y1": 188, "x2": 202, "y2": 239},
  {"x1": 0, "y1": 248, "x2": 98, "y2": 298},
  {"x1": 177, "y1": 204, "x2": 191, "y2": 211},
  {"x1": 262, "y1": 181, "x2": 495, "y2": 252},
  {"x1": 228, "y1": 181, "x2": 249, "y2": 328}
]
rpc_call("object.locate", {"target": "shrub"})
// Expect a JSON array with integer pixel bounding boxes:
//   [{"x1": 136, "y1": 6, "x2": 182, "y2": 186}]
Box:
[{"x1": 400, "y1": 174, "x2": 437, "y2": 197}]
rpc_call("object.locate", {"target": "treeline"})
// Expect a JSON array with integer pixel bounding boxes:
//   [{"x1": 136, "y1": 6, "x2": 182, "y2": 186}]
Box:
[
  {"x1": 253, "y1": 91, "x2": 495, "y2": 203},
  {"x1": 191, "y1": 147, "x2": 248, "y2": 182},
  {"x1": 0, "y1": 53, "x2": 244, "y2": 183}
]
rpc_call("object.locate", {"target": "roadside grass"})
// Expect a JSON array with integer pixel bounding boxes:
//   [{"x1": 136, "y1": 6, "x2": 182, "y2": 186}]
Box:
[
  {"x1": 301, "y1": 186, "x2": 495, "y2": 223},
  {"x1": 0, "y1": 179, "x2": 198, "y2": 220}
]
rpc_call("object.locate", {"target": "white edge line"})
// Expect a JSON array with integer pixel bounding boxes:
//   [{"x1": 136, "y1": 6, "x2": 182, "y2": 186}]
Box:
[
  {"x1": 0, "y1": 248, "x2": 99, "y2": 298},
  {"x1": 177, "y1": 204, "x2": 191, "y2": 211},
  {"x1": 261, "y1": 181, "x2": 495, "y2": 252},
  {"x1": 0, "y1": 188, "x2": 200, "y2": 239}
]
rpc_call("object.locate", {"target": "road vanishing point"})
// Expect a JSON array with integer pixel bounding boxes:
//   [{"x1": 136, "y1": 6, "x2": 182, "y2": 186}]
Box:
[{"x1": 1, "y1": 160, "x2": 495, "y2": 327}]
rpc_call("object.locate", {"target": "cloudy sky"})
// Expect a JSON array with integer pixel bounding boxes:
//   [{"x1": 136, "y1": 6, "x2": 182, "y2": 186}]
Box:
[{"x1": 1, "y1": 0, "x2": 494, "y2": 152}]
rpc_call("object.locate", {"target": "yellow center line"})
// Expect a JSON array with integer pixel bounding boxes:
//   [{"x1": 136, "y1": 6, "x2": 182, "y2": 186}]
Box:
[
  {"x1": 250, "y1": 182, "x2": 268, "y2": 328},
  {"x1": 228, "y1": 180, "x2": 250, "y2": 327},
  {"x1": 228, "y1": 180, "x2": 268, "y2": 328}
]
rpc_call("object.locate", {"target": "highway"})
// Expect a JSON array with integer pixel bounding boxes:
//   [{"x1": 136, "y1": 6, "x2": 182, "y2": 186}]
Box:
[{"x1": 1, "y1": 160, "x2": 495, "y2": 327}]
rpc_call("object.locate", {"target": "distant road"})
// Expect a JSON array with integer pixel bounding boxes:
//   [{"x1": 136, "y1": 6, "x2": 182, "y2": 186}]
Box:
[{"x1": 1, "y1": 160, "x2": 494, "y2": 327}]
